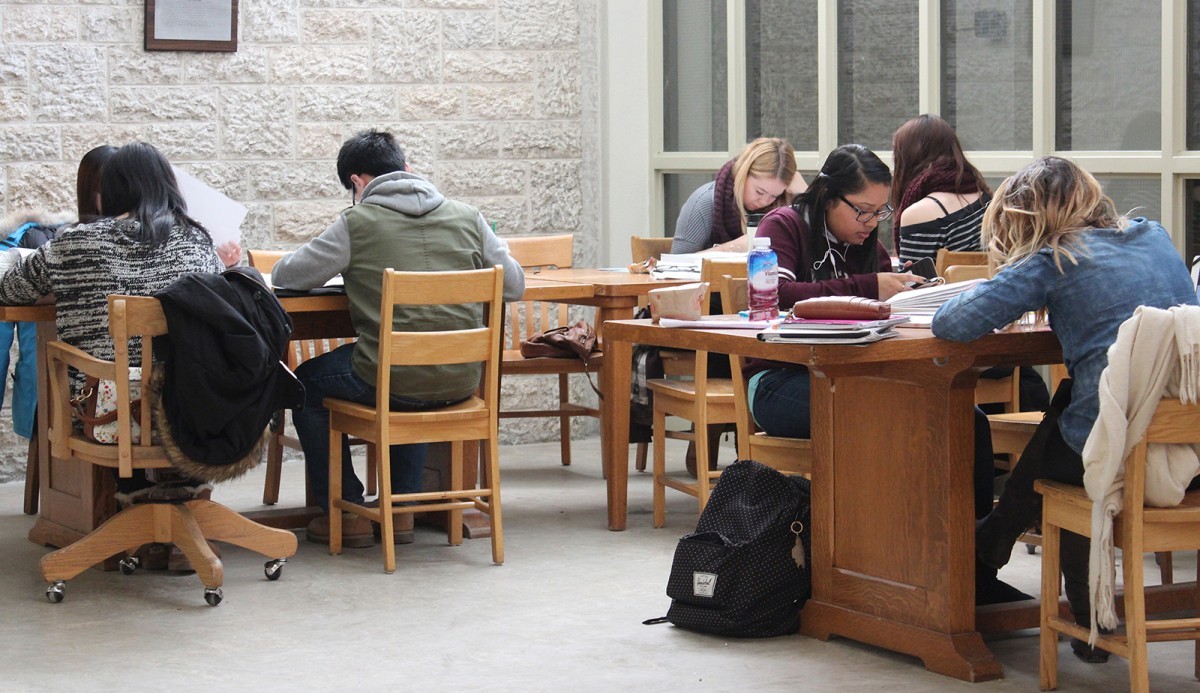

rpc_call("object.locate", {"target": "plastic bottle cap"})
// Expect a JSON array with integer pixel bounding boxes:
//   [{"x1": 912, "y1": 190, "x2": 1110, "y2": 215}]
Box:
[{"x1": 751, "y1": 237, "x2": 771, "y2": 248}]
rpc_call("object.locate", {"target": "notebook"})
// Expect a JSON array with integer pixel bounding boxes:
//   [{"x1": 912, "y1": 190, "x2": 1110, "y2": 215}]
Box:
[{"x1": 885, "y1": 277, "x2": 986, "y2": 316}]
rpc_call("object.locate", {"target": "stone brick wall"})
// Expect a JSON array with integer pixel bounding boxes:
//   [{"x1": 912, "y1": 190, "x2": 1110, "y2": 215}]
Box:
[{"x1": 0, "y1": 0, "x2": 603, "y2": 479}]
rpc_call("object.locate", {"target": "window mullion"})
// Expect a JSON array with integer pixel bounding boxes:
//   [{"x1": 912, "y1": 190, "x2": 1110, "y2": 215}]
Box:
[
  {"x1": 1032, "y1": 0, "x2": 1055, "y2": 156},
  {"x1": 918, "y1": 0, "x2": 940, "y2": 116},
  {"x1": 728, "y1": 0, "x2": 747, "y2": 154}
]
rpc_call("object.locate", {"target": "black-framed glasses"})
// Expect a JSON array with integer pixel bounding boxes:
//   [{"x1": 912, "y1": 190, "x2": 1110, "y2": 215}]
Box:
[{"x1": 837, "y1": 195, "x2": 893, "y2": 223}]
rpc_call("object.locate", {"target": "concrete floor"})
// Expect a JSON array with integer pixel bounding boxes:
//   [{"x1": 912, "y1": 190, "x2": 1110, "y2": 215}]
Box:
[{"x1": 1, "y1": 436, "x2": 1197, "y2": 692}]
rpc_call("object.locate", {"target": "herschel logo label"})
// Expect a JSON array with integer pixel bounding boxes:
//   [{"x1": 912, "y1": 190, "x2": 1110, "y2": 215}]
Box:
[{"x1": 693, "y1": 571, "x2": 717, "y2": 597}]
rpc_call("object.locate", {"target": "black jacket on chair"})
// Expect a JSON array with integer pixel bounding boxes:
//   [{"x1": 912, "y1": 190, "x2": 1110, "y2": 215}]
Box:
[{"x1": 153, "y1": 266, "x2": 304, "y2": 477}]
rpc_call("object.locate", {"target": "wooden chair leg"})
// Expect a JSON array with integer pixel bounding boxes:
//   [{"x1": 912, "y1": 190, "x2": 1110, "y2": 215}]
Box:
[
  {"x1": 23, "y1": 434, "x2": 38, "y2": 515},
  {"x1": 448, "y1": 441, "x2": 464, "y2": 546},
  {"x1": 187, "y1": 499, "x2": 298, "y2": 559},
  {"x1": 1124, "y1": 534, "x2": 1150, "y2": 693},
  {"x1": 168, "y1": 505, "x2": 224, "y2": 589},
  {"x1": 377, "y1": 436, "x2": 396, "y2": 574},
  {"x1": 1039, "y1": 521, "x2": 1061, "y2": 692},
  {"x1": 262, "y1": 430, "x2": 283, "y2": 505},
  {"x1": 635, "y1": 441, "x2": 647, "y2": 472},
  {"x1": 695, "y1": 417, "x2": 711, "y2": 515},
  {"x1": 558, "y1": 374, "x2": 571, "y2": 466},
  {"x1": 40, "y1": 504, "x2": 159, "y2": 582},
  {"x1": 1155, "y1": 551, "x2": 1173, "y2": 584},
  {"x1": 1194, "y1": 552, "x2": 1200, "y2": 681},
  {"x1": 652, "y1": 409, "x2": 667, "y2": 528},
  {"x1": 365, "y1": 443, "x2": 377, "y2": 497},
  {"x1": 484, "y1": 434, "x2": 504, "y2": 565}
]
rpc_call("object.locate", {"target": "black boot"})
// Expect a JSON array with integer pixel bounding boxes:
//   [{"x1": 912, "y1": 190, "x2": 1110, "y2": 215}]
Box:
[
  {"x1": 975, "y1": 558, "x2": 1034, "y2": 605},
  {"x1": 1061, "y1": 530, "x2": 1111, "y2": 664}
]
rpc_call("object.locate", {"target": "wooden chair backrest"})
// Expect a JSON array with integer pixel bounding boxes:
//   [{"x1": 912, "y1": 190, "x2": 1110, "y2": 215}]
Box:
[
  {"x1": 699, "y1": 257, "x2": 747, "y2": 316},
  {"x1": 376, "y1": 267, "x2": 504, "y2": 411},
  {"x1": 247, "y1": 249, "x2": 286, "y2": 274},
  {"x1": 46, "y1": 295, "x2": 169, "y2": 477},
  {"x1": 506, "y1": 234, "x2": 574, "y2": 270},
  {"x1": 247, "y1": 248, "x2": 351, "y2": 366},
  {"x1": 631, "y1": 236, "x2": 673, "y2": 264},
  {"x1": 934, "y1": 249, "x2": 987, "y2": 277},
  {"x1": 1123, "y1": 399, "x2": 1200, "y2": 525},
  {"x1": 944, "y1": 264, "x2": 990, "y2": 283},
  {"x1": 505, "y1": 234, "x2": 578, "y2": 350},
  {"x1": 720, "y1": 275, "x2": 757, "y2": 441}
]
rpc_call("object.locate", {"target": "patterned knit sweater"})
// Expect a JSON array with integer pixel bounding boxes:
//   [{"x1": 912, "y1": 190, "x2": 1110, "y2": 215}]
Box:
[{"x1": 0, "y1": 217, "x2": 223, "y2": 385}]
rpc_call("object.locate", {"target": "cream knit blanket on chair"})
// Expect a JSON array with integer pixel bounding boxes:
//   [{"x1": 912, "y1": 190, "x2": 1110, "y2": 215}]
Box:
[{"x1": 1082, "y1": 305, "x2": 1200, "y2": 644}]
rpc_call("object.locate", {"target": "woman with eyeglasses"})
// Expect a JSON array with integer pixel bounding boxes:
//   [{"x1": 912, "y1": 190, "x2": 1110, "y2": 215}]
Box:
[
  {"x1": 671, "y1": 137, "x2": 807, "y2": 254},
  {"x1": 890, "y1": 114, "x2": 991, "y2": 264},
  {"x1": 742, "y1": 144, "x2": 917, "y2": 439}
]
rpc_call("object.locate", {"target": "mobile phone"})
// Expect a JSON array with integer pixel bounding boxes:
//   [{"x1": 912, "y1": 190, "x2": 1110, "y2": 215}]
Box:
[{"x1": 907, "y1": 257, "x2": 937, "y2": 281}]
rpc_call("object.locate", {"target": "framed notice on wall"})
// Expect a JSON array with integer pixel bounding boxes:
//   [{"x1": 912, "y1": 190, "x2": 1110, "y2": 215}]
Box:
[{"x1": 145, "y1": 0, "x2": 238, "y2": 52}]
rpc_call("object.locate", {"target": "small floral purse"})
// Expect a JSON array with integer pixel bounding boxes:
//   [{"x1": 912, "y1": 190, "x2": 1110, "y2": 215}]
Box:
[{"x1": 71, "y1": 369, "x2": 144, "y2": 444}]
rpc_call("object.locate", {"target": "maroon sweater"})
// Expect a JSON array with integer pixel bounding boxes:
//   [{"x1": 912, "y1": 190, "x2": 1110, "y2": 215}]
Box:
[{"x1": 745, "y1": 205, "x2": 892, "y2": 379}]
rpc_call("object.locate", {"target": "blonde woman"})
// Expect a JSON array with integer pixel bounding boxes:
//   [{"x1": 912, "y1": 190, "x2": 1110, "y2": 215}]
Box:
[
  {"x1": 932, "y1": 156, "x2": 1198, "y2": 661},
  {"x1": 671, "y1": 137, "x2": 806, "y2": 254}
]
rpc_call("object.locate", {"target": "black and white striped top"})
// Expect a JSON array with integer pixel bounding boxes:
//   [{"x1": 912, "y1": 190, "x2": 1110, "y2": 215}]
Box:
[
  {"x1": 897, "y1": 195, "x2": 990, "y2": 265},
  {"x1": 0, "y1": 217, "x2": 223, "y2": 384}
]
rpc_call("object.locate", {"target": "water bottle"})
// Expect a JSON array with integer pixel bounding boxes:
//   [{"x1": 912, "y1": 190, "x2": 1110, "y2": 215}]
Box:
[{"x1": 747, "y1": 236, "x2": 779, "y2": 321}]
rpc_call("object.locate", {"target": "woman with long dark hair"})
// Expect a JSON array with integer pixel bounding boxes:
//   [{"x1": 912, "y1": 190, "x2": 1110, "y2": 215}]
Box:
[
  {"x1": 0, "y1": 140, "x2": 224, "y2": 394},
  {"x1": 890, "y1": 114, "x2": 991, "y2": 264}
]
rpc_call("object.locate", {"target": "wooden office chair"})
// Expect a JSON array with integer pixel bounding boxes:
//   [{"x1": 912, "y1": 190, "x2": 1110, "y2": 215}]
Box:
[
  {"x1": 650, "y1": 258, "x2": 746, "y2": 527},
  {"x1": 721, "y1": 275, "x2": 814, "y2": 478},
  {"x1": 246, "y1": 249, "x2": 377, "y2": 504},
  {"x1": 934, "y1": 248, "x2": 987, "y2": 277},
  {"x1": 499, "y1": 234, "x2": 601, "y2": 468},
  {"x1": 1036, "y1": 398, "x2": 1200, "y2": 692},
  {"x1": 327, "y1": 267, "x2": 504, "y2": 573},
  {"x1": 39, "y1": 295, "x2": 297, "y2": 605}
]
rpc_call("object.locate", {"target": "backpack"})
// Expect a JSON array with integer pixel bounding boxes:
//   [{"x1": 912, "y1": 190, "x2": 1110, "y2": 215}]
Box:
[{"x1": 658, "y1": 460, "x2": 811, "y2": 637}]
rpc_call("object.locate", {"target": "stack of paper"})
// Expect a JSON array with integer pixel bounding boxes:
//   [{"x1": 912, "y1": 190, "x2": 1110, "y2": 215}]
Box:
[
  {"x1": 757, "y1": 315, "x2": 909, "y2": 344},
  {"x1": 658, "y1": 314, "x2": 782, "y2": 329},
  {"x1": 885, "y1": 277, "x2": 986, "y2": 316}
]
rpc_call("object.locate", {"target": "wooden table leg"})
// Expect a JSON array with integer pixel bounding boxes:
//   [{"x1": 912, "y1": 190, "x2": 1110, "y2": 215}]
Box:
[
  {"x1": 599, "y1": 308, "x2": 632, "y2": 531},
  {"x1": 800, "y1": 357, "x2": 1004, "y2": 682}
]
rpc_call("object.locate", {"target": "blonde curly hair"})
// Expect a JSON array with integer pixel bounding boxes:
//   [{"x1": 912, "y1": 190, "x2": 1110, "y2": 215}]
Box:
[{"x1": 983, "y1": 156, "x2": 1124, "y2": 275}]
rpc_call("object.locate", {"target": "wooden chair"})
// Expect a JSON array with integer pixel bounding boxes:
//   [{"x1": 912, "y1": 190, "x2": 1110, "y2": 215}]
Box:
[
  {"x1": 943, "y1": 263, "x2": 990, "y2": 284},
  {"x1": 1036, "y1": 397, "x2": 1200, "y2": 692},
  {"x1": 721, "y1": 275, "x2": 813, "y2": 477},
  {"x1": 327, "y1": 267, "x2": 504, "y2": 573},
  {"x1": 934, "y1": 248, "x2": 987, "y2": 277},
  {"x1": 246, "y1": 249, "x2": 377, "y2": 504},
  {"x1": 39, "y1": 295, "x2": 297, "y2": 605},
  {"x1": 650, "y1": 258, "x2": 746, "y2": 526},
  {"x1": 630, "y1": 235, "x2": 682, "y2": 472},
  {"x1": 499, "y1": 234, "x2": 601, "y2": 468}
]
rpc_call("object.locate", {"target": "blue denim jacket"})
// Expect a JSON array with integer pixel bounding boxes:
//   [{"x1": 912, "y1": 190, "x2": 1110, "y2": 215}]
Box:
[{"x1": 932, "y1": 219, "x2": 1197, "y2": 454}]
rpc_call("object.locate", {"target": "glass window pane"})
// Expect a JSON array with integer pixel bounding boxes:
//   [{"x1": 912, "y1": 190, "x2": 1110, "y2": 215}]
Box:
[
  {"x1": 746, "y1": 0, "x2": 819, "y2": 150},
  {"x1": 941, "y1": 1, "x2": 1033, "y2": 150},
  {"x1": 663, "y1": 0, "x2": 728, "y2": 152},
  {"x1": 1093, "y1": 175, "x2": 1160, "y2": 223},
  {"x1": 1185, "y1": 180, "x2": 1200, "y2": 263},
  {"x1": 664, "y1": 172, "x2": 718, "y2": 238},
  {"x1": 1056, "y1": 1, "x2": 1160, "y2": 151},
  {"x1": 1187, "y1": 2, "x2": 1200, "y2": 149},
  {"x1": 837, "y1": 0, "x2": 919, "y2": 150}
]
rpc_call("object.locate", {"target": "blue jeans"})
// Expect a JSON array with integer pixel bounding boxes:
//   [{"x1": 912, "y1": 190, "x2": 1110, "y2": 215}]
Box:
[
  {"x1": 751, "y1": 367, "x2": 995, "y2": 519},
  {"x1": 292, "y1": 343, "x2": 460, "y2": 512},
  {"x1": 0, "y1": 321, "x2": 37, "y2": 439}
]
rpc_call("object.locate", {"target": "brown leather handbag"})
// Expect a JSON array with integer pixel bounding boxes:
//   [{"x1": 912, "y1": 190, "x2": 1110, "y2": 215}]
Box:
[
  {"x1": 519, "y1": 320, "x2": 599, "y2": 361},
  {"x1": 791, "y1": 296, "x2": 891, "y2": 321}
]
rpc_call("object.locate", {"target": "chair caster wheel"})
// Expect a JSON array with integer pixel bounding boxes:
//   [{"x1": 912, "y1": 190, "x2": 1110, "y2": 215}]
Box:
[
  {"x1": 1026, "y1": 543, "x2": 1038, "y2": 555},
  {"x1": 119, "y1": 557, "x2": 140, "y2": 575},
  {"x1": 46, "y1": 581, "x2": 65, "y2": 603},
  {"x1": 264, "y1": 558, "x2": 286, "y2": 581},
  {"x1": 203, "y1": 587, "x2": 223, "y2": 606}
]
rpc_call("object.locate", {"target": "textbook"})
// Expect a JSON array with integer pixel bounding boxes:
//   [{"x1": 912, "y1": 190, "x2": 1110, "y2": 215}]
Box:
[
  {"x1": 777, "y1": 315, "x2": 910, "y2": 331},
  {"x1": 885, "y1": 277, "x2": 986, "y2": 316}
]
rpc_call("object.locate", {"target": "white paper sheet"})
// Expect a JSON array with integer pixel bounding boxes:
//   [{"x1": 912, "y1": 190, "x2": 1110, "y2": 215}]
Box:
[{"x1": 172, "y1": 166, "x2": 246, "y2": 246}]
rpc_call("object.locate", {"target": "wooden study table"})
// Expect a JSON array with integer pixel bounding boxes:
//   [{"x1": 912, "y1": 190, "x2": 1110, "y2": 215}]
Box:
[
  {"x1": 18, "y1": 276, "x2": 601, "y2": 549},
  {"x1": 601, "y1": 320, "x2": 1058, "y2": 682}
]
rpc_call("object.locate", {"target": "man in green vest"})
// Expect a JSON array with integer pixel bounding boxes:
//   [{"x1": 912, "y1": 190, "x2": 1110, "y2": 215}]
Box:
[{"x1": 273, "y1": 129, "x2": 524, "y2": 548}]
